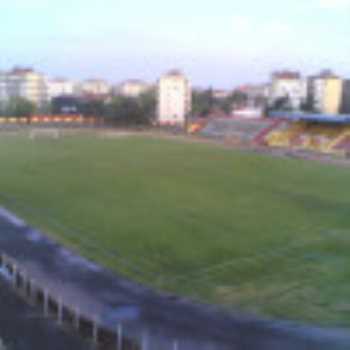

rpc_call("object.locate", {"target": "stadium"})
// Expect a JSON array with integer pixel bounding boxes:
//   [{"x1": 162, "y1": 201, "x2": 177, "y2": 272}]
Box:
[{"x1": 0, "y1": 112, "x2": 350, "y2": 335}]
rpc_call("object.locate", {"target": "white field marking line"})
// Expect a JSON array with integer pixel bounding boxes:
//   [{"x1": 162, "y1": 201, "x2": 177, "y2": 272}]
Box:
[
  {"x1": 254, "y1": 270, "x2": 333, "y2": 308},
  {"x1": 182, "y1": 234, "x2": 350, "y2": 297},
  {"x1": 185, "y1": 255, "x2": 344, "y2": 300},
  {"x1": 189, "y1": 255, "x2": 323, "y2": 294},
  {"x1": 168, "y1": 225, "x2": 333, "y2": 284},
  {"x1": 187, "y1": 237, "x2": 330, "y2": 284},
  {"x1": 247, "y1": 263, "x2": 324, "y2": 292},
  {"x1": 0, "y1": 196, "x2": 163, "y2": 279},
  {"x1": 189, "y1": 255, "x2": 311, "y2": 288}
]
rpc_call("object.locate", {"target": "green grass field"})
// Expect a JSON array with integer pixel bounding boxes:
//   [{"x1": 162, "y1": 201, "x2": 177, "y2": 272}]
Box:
[{"x1": 0, "y1": 131, "x2": 350, "y2": 327}]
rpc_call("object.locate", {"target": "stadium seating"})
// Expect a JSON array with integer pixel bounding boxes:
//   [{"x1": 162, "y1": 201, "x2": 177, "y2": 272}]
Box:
[
  {"x1": 330, "y1": 132, "x2": 350, "y2": 153},
  {"x1": 264, "y1": 121, "x2": 350, "y2": 154},
  {"x1": 265, "y1": 122, "x2": 305, "y2": 148},
  {"x1": 187, "y1": 119, "x2": 208, "y2": 134},
  {"x1": 199, "y1": 118, "x2": 276, "y2": 143}
]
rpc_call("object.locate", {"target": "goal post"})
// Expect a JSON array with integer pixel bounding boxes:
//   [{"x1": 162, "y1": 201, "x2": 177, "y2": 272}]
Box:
[{"x1": 29, "y1": 129, "x2": 61, "y2": 140}]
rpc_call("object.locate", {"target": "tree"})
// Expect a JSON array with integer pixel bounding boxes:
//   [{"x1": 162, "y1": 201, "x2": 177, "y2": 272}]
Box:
[
  {"x1": 81, "y1": 99, "x2": 106, "y2": 117},
  {"x1": 39, "y1": 101, "x2": 53, "y2": 115},
  {"x1": 227, "y1": 91, "x2": 248, "y2": 110},
  {"x1": 217, "y1": 98, "x2": 233, "y2": 114},
  {"x1": 106, "y1": 96, "x2": 143, "y2": 125},
  {"x1": 5, "y1": 97, "x2": 36, "y2": 117},
  {"x1": 0, "y1": 102, "x2": 5, "y2": 116},
  {"x1": 105, "y1": 91, "x2": 156, "y2": 125},
  {"x1": 192, "y1": 89, "x2": 249, "y2": 117},
  {"x1": 301, "y1": 95, "x2": 315, "y2": 113},
  {"x1": 138, "y1": 89, "x2": 157, "y2": 123},
  {"x1": 215, "y1": 91, "x2": 248, "y2": 114},
  {"x1": 271, "y1": 96, "x2": 292, "y2": 111},
  {"x1": 192, "y1": 88, "x2": 215, "y2": 117},
  {"x1": 253, "y1": 94, "x2": 268, "y2": 108}
]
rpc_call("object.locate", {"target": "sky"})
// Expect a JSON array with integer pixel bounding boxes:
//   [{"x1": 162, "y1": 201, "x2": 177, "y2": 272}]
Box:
[{"x1": 1, "y1": 0, "x2": 349, "y2": 88}]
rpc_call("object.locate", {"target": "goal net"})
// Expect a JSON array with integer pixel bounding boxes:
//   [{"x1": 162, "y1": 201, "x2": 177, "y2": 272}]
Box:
[{"x1": 29, "y1": 129, "x2": 61, "y2": 140}]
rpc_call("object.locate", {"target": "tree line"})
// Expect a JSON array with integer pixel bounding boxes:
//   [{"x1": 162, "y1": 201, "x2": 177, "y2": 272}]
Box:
[
  {"x1": 83, "y1": 90, "x2": 157, "y2": 125},
  {"x1": 0, "y1": 90, "x2": 158, "y2": 125},
  {"x1": 192, "y1": 88, "x2": 249, "y2": 117},
  {"x1": 0, "y1": 88, "x2": 254, "y2": 123},
  {"x1": 0, "y1": 97, "x2": 37, "y2": 117}
]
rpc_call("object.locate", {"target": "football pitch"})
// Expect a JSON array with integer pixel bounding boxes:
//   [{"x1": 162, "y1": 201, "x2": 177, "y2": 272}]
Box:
[{"x1": 0, "y1": 131, "x2": 350, "y2": 327}]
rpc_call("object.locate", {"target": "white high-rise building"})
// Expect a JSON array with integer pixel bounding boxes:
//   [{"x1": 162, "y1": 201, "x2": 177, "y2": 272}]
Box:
[
  {"x1": 4, "y1": 67, "x2": 48, "y2": 107},
  {"x1": 308, "y1": 71, "x2": 343, "y2": 115},
  {"x1": 269, "y1": 71, "x2": 307, "y2": 110},
  {"x1": 118, "y1": 80, "x2": 150, "y2": 97},
  {"x1": 0, "y1": 72, "x2": 8, "y2": 102},
  {"x1": 158, "y1": 70, "x2": 191, "y2": 126},
  {"x1": 47, "y1": 79, "x2": 76, "y2": 100},
  {"x1": 80, "y1": 79, "x2": 110, "y2": 96}
]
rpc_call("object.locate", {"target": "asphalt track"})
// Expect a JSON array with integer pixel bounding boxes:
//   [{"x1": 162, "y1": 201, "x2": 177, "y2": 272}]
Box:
[{"x1": 0, "y1": 207, "x2": 350, "y2": 350}]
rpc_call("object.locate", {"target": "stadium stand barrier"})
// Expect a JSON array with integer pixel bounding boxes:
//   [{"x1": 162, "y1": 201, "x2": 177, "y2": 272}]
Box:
[{"x1": 0, "y1": 115, "x2": 97, "y2": 129}]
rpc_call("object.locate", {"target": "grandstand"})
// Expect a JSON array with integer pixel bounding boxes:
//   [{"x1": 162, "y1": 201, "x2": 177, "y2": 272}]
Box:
[
  {"x1": 198, "y1": 118, "x2": 278, "y2": 145},
  {"x1": 264, "y1": 113, "x2": 350, "y2": 154},
  {"x1": 188, "y1": 114, "x2": 350, "y2": 156}
]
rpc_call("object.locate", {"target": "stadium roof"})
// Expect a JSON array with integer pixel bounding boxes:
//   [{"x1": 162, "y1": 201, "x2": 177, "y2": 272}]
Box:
[{"x1": 269, "y1": 112, "x2": 350, "y2": 124}]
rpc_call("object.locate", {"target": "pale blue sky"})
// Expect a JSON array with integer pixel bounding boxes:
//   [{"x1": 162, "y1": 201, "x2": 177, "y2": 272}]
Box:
[{"x1": 1, "y1": 0, "x2": 349, "y2": 88}]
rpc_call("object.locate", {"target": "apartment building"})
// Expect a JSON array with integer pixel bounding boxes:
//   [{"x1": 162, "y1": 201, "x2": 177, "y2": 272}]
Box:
[
  {"x1": 79, "y1": 79, "x2": 111, "y2": 96},
  {"x1": 213, "y1": 90, "x2": 231, "y2": 99},
  {"x1": 118, "y1": 80, "x2": 150, "y2": 97},
  {"x1": 269, "y1": 71, "x2": 307, "y2": 110},
  {"x1": 47, "y1": 79, "x2": 76, "y2": 100},
  {"x1": 237, "y1": 84, "x2": 269, "y2": 107},
  {"x1": 0, "y1": 72, "x2": 7, "y2": 102},
  {"x1": 308, "y1": 71, "x2": 343, "y2": 115},
  {"x1": 158, "y1": 70, "x2": 191, "y2": 126},
  {"x1": 1, "y1": 67, "x2": 48, "y2": 107}
]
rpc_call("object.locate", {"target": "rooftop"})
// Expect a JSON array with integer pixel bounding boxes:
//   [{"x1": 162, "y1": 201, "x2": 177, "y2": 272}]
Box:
[
  {"x1": 272, "y1": 71, "x2": 301, "y2": 80},
  {"x1": 9, "y1": 67, "x2": 35, "y2": 75},
  {"x1": 165, "y1": 69, "x2": 184, "y2": 77},
  {"x1": 121, "y1": 79, "x2": 147, "y2": 85}
]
